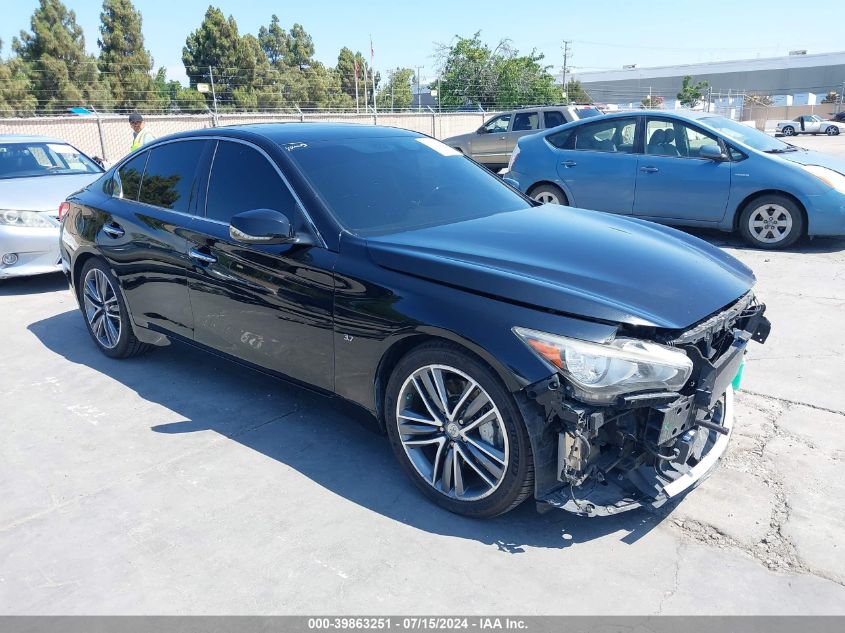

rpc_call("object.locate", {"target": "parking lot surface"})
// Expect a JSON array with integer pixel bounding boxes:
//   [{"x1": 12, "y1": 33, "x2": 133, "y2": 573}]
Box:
[{"x1": 1, "y1": 136, "x2": 844, "y2": 615}]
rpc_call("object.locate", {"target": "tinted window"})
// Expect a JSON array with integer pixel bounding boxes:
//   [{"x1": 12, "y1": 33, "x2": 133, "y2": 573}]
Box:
[
  {"x1": 512, "y1": 112, "x2": 539, "y2": 131},
  {"x1": 114, "y1": 151, "x2": 148, "y2": 201},
  {"x1": 574, "y1": 107, "x2": 603, "y2": 119},
  {"x1": 138, "y1": 141, "x2": 206, "y2": 212},
  {"x1": 544, "y1": 111, "x2": 566, "y2": 128},
  {"x1": 0, "y1": 142, "x2": 101, "y2": 180},
  {"x1": 285, "y1": 136, "x2": 530, "y2": 236},
  {"x1": 546, "y1": 129, "x2": 573, "y2": 149},
  {"x1": 574, "y1": 118, "x2": 636, "y2": 153},
  {"x1": 206, "y1": 141, "x2": 299, "y2": 225}
]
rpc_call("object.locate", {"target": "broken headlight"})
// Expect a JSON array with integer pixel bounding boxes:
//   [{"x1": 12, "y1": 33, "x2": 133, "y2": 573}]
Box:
[{"x1": 513, "y1": 327, "x2": 693, "y2": 404}]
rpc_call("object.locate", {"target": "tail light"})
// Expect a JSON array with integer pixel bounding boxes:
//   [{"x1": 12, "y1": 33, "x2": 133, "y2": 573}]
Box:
[{"x1": 58, "y1": 201, "x2": 70, "y2": 221}]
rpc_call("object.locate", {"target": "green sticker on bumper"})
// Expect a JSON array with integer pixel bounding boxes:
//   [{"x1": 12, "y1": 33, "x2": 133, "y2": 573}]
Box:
[{"x1": 731, "y1": 357, "x2": 745, "y2": 391}]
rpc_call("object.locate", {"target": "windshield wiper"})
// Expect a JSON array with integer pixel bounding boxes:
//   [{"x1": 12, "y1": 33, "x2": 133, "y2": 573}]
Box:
[{"x1": 764, "y1": 147, "x2": 798, "y2": 153}]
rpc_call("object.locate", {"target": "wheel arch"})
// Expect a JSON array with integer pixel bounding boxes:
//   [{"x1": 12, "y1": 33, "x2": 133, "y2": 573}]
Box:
[
  {"x1": 732, "y1": 189, "x2": 808, "y2": 234},
  {"x1": 373, "y1": 330, "x2": 529, "y2": 431}
]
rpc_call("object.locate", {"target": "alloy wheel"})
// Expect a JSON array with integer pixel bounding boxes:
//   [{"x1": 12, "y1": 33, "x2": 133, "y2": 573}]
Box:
[
  {"x1": 782, "y1": 127, "x2": 795, "y2": 136},
  {"x1": 395, "y1": 364, "x2": 509, "y2": 501},
  {"x1": 82, "y1": 268, "x2": 122, "y2": 349},
  {"x1": 748, "y1": 203, "x2": 793, "y2": 245},
  {"x1": 534, "y1": 191, "x2": 560, "y2": 204}
]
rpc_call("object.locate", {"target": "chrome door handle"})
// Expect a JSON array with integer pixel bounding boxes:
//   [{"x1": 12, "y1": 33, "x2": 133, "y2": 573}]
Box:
[
  {"x1": 102, "y1": 223, "x2": 124, "y2": 238},
  {"x1": 562, "y1": 160, "x2": 577, "y2": 168},
  {"x1": 640, "y1": 166, "x2": 659, "y2": 173},
  {"x1": 189, "y1": 248, "x2": 217, "y2": 265}
]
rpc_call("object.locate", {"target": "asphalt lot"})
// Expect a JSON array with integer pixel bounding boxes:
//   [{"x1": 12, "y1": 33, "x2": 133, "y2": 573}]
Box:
[{"x1": 1, "y1": 134, "x2": 844, "y2": 615}]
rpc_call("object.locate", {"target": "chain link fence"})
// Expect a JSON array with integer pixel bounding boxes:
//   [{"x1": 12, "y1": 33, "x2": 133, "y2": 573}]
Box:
[{"x1": 0, "y1": 111, "x2": 492, "y2": 163}]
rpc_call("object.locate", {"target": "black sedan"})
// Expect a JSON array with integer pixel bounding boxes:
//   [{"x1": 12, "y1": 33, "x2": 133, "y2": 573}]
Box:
[{"x1": 60, "y1": 124, "x2": 770, "y2": 518}]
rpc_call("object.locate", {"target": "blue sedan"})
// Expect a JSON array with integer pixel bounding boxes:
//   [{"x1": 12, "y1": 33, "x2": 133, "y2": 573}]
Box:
[{"x1": 505, "y1": 110, "x2": 845, "y2": 249}]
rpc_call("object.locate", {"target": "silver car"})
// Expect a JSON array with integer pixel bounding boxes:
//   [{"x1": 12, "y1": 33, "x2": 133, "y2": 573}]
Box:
[
  {"x1": 443, "y1": 105, "x2": 603, "y2": 171},
  {"x1": 776, "y1": 115, "x2": 844, "y2": 136},
  {"x1": 1, "y1": 135, "x2": 103, "y2": 280}
]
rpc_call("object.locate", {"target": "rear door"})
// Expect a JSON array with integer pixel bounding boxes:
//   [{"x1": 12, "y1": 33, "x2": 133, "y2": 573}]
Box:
[
  {"x1": 99, "y1": 140, "x2": 211, "y2": 338},
  {"x1": 505, "y1": 110, "x2": 541, "y2": 152},
  {"x1": 185, "y1": 139, "x2": 336, "y2": 390},
  {"x1": 542, "y1": 109, "x2": 567, "y2": 130},
  {"x1": 551, "y1": 116, "x2": 639, "y2": 214},
  {"x1": 633, "y1": 117, "x2": 731, "y2": 222}
]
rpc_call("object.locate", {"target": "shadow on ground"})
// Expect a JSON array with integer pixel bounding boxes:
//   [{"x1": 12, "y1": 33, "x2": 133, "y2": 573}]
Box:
[
  {"x1": 28, "y1": 308, "x2": 668, "y2": 553},
  {"x1": 681, "y1": 227, "x2": 845, "y2": 254},
  {"x1": 0, "y1": 272, "x2": 68, "y2": 296}
]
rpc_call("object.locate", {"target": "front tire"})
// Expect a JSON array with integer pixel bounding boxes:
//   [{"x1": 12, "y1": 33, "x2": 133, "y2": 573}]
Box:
[
  {"x1": 78, "y1": 258, "x2": 150, "y2": 359},
  {"x1": 529, "y1": 183, "x2": 568, "y2": 206},
  {"x1": 384, "y1": 342, "x2": 534, "y2": 518},
  {"x1": 738, "y1": 195, "x2": 804, "y2": 249},
  {"x1": 781, "y1": 126, "x2": 795, "y2": 136}
]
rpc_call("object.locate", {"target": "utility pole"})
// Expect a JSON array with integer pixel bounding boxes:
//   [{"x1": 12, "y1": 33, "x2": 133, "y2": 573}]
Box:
[
  {"x1": 561, "y1": 40, "x2": 571, "y2": 103},
  {"x1": 416, "y1": 66, "x2": 423, "y2": 112},
  {"x1": 208, "y1": 66, "x2": 218, "y2": 126},
  {"x1": 838, "y1": 81, "x2": 845, "y2": 114}
]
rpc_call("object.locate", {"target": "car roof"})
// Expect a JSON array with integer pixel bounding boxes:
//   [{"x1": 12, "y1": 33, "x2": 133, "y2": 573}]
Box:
[
  {"x1": 0, "y1": 134, "x2": 70, "y2": 144},
  {"x1": 163, "y1": 122, "x2": 422, "y2": 144}
]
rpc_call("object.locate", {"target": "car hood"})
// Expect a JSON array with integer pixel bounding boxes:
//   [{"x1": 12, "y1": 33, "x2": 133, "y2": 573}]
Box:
[
  {"x1": 366, "y1": 205, "x2": 756, "y2": 330},
  {"x1": 777, "y1": 148, "x2": 845, "y2": 174},
  {"x1": 0, "y1": 173, "x2": 102, "y2": 213}
]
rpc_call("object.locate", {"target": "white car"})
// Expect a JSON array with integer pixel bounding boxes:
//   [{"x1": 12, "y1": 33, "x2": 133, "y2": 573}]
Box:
[
  {"x1": 776, "y1": 115, "x2": 843, "y2": 137},
  {"x1": 1, "y1": 135, "x2": 104, "y2": 280}
]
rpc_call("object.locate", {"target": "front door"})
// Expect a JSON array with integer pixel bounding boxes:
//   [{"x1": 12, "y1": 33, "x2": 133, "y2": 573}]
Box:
[
  {"x1": 471, "y1": 113, "x2": 512, "y2": 167},
  {"x1": 552, "y1": 116, "x2": 639, "y2": 214},
  {"x1": 633, "y1": 118, "x2": 731, "y2": 223},
  {"x1": 185, "y1": 140, "x2": 336, "y2": 391}
]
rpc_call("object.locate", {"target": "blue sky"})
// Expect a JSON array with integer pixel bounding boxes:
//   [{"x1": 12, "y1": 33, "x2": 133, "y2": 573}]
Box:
[{"x1": 1, "y1": 0, "x2": 842, "y2": 85}]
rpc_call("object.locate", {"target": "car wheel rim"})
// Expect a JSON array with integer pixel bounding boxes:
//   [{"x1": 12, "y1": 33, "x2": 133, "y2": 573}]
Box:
[
  {"x1": 396, "y1": 364, "x2": 510, "y2": 502},
  {"x1": 783, "y1": 128, "x2": 794, "y2": 136},
  {"x1": 534, "y1": 191, "x2": 560, "y2": 204},
  {"x1": 83, "y1": 268, "x2": 121, "y2": 349},
  {"x1": 749, "y1": 203, "x2": 793, "y2": 244}
]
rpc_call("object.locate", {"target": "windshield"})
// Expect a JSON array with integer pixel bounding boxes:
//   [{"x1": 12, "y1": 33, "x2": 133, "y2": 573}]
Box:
[
  {"x1": 699, "y1": 116, "x2": 792, "y2": 152},
  {"x1": 283, "y1": 136, "x2": 531, "y2": 236},
  {"x1": 0, "y1": 142, "x2": 102, "y2": 180},
  {"x1": 575, "y1": 107, "x2": 603, "y2": 119}
]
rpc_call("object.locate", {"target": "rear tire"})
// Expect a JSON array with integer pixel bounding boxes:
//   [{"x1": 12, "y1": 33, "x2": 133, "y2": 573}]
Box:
[
  {"x1": 384, "y1": 342, "x2": 534, "y2": 518},
  {"x1": 738, "y1": 194, "x2": 804, "y2": 250},
  {"x1": 529, "y1": 183, "x2": 568, "y2": 206},
  {"x1": 78, "y1": 258, "x2": 150, "y2": 359},
  {"x1": 826, "y1": 126, "x2": 839, "y2": 136}
]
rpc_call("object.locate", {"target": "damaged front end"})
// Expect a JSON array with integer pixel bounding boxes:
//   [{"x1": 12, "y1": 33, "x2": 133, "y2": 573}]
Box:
[{"x1": 517, "y1": 293, "x2": 771, "y2": 517}]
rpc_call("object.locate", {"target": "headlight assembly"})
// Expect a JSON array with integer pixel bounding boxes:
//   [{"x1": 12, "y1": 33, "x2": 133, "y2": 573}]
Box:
[
  {"x1": 0, "y1": 210, "x2": 57, "y2": 229},
  {"x1": 802, "y1": 165, "x2": 845, "y2": 193},
  {"x1": 513, "y1": 327, "x2": 693, "y2": 404}
]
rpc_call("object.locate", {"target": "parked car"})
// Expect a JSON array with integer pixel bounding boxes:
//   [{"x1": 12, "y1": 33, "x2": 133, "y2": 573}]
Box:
[
  {"x1": 0, "y1": 135, "x2": 104, "y2": 280},
  {"x1": 834, "y1": 112, "x2": 845, "y2": 123},
  {"x1": 442, "y1": 105, "x2": 603, "y2": 171},
  {"x1": 505, "y1": 110, "x2": 845, "y2": 249},
  {"x1": 776, "y1": 115, "x2": 843, "y2": 136},
  {"x1": 61, "y1": 124, "x2": 769, "y2": 518}
]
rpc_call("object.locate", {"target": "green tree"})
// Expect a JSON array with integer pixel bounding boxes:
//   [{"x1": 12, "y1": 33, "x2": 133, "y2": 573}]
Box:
[
  {"x1": 821, "y1": 91, "x2": 840, "y2": 104},
  {"x1": 0, "y1": 40, "x2": 38, "y2": 116},
  {"x1": 98, "y1": 0, "x2": 160, "y2": 112},
  {"x1": 336, "y1": 47, "x2": 377, "y2": 107},
  {"x1": 288, "y1": 23, "x2": 314, "y2": 70},
  {"x1": 436, "y1": 33, "x2": 559, "y2": 109},
  {"x1": 641, "y1": 95, "x2": 664, "y2": 108},
  {"x1": 258, "y1": 15, "x2": 289, "y2": 66},
  {"x1": 377, "y1": 68, "x2": 414, "y2": 110},
  {"x1": 563, "y1": 80, "x2": 590, "y2": 104},
  {"x1": 182, "y1": 6, "x2": 242, "y2": 106},
  {"x1": 13, "y1": 0, "x2": 111, "y2": 113},
  {"x1": 677, "y1": 75, "x2": 709, "y2": 108}
]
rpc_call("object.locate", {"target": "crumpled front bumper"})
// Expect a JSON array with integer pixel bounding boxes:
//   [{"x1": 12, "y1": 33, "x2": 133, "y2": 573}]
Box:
[{"x1": 0, "y1": 225, "x2": 61, "y2": 279}]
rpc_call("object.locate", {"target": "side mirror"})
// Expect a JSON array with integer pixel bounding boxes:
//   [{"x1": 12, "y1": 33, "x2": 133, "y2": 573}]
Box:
[
  {"x1": 229, "y1": 208, "x2": 296, "y2": 245},
  {"x1": 699, "y1": 144, "x2": 727, "y2": 161},
  {"x1": 477, "y1": 126, "x2": 488, "y2": 134}
]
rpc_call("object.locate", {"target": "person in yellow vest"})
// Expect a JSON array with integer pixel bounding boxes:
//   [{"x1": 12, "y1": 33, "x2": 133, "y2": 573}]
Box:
[{"x1": 129, "y1": 112, "x2": 155, "y2": 152}]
